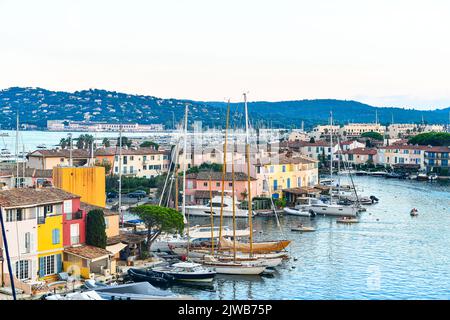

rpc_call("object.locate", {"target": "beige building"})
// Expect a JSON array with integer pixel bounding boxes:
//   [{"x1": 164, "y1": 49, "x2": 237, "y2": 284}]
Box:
[
  {"x1": 339, "y1": 123, "x2": 386, "y2": 139},
  {"x1": 377, "y1": 144, "x2": 430, "y2": 170}
]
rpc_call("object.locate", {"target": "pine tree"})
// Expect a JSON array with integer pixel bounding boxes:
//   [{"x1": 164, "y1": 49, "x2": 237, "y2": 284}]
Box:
[{"x1": 86, "y1": 209, "x2": 107, "y2": 249}]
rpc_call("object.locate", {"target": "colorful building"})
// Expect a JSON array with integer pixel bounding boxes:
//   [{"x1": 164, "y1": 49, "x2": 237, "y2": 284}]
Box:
[
  {"x1": 255, "y1": 155, "x2": 319, "y2": 199},
  {"x1": 0, "y1": 188, "x2": 82, "y2": 289},
  {"x1": 185, "y1": 171, "x2": 257, "y2": 204},
  {"x1": 424, "y1": 146, "x2": 450, "y2": 176},
  {"x1": 53, "y1": 166, "x2": 106, "y2": 208}
]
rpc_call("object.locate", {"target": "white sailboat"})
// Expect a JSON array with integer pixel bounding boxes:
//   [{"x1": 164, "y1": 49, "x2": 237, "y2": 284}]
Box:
[{"x1": 184, "y1": 195, "x2": 255, "y2": 217}]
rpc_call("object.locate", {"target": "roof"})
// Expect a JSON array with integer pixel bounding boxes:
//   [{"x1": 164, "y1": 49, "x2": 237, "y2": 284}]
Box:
[
  {"x1": 0, "y1": 168, "x2": 52, "y2": 179},
  {"x1": 28, "y1": 149, "x2": 90, "y2": 158},
  {"x1": 379, "y1": 144, "x2": 431, "y2": 151},
  {"x1": 106, "y1": 242, "x2": 128, "y2": 255},
  {"x1": 424, "y1": 146, "x2": 450, "y2": 153},
  {"x1": 342, "y1": 148, "x2": 377, "y2": 155},
  {"x1": 282, "y1": 187, "x2": 323, "y2": 195},
  {"x1": 0, "y1": 187, "x2": 79, "y2": 208},
  {"x1": 80, "y1": 202, "x2": 119, "y2": 216},
  {"x1": 187, "y1": 171, "x2": 256, "y2": 181},
  {"x1": 107, "y1": 233, "x2": 146, "y2": 245},
  {"x1": 95, "y1": 147, "x2": 166, "y2": 156},
  {"x1": 64, "y1": 245, "x2": 111, "y2": 261},
  {"x1": 281, "y1": 140, "x2": 329, "y2": 148},
  {"x1": 194, "y1": 190, "x2": 221, "y2": 199}
]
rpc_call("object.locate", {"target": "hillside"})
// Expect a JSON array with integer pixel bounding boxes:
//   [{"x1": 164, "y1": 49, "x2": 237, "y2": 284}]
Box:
[{"x1": 0, "y1": 87, "x2": 448, "y2": 130}]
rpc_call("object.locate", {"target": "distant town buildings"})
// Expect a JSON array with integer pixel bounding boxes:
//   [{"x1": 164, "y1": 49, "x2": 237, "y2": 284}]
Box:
[{"x1": 47, "y1": 120, "x2": 164, "y2": 132}]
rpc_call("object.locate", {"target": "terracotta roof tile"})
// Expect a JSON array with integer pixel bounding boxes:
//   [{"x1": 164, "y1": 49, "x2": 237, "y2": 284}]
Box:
[
  {"x1": 0, "y1": 187, "x2": 79, "y2": 208},
  {"x1": 64, "y1": 245, "x2": 111, "y2": 260}
]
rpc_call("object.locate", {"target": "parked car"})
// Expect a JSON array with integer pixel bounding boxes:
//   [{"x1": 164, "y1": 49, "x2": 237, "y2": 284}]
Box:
[
  {"x1": 107, "y1": 191, "x2": 118, "y2": 199},
  {"x1": 127, "y1": 190, "x2": 147, "y2": 198}
]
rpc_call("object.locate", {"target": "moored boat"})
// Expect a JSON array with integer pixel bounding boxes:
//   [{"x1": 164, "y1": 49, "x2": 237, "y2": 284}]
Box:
[
  {"x1": 219, "y1": 237, "x2": 291, "y2": 254},
  {"x1": 152, "y1": 262, "x2": 216, "y2": 282}
]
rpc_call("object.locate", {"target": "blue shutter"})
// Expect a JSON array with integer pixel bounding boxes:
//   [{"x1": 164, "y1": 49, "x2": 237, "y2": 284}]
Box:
[
  {"x1": 51, "y1": 229, "x2": 56, "y2": 244},
  {"x1": 56, "y1": 229, "x2": 60, "y2": 244},
  {"x1": 287, "y1": 178, "x2": 291, "y2": 188},
  {"x1": 56, "y1": 254, "x2": 62, "y2": 273},
  {"x1": 39, "y1": 257, "x2": 45, "y2": 277}
]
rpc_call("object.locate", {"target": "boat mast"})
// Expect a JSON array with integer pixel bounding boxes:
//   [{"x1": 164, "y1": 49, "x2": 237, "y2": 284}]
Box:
[
  {"x1": 231, "y1": 144, "x2": 237, "y2": 262},
  {"x1": 118, "y1": 123, "x2": 123, "y2": 226},
  {"x1": 218, "y1": 101, "x2": 230, "y2": 240},
  {"x1": 15, "y1": 107, "x2": 19, "y2": 188},
  {"x1": 244, "y1": 92, "x2": 253, "y2": 257},
  {"x1": 182, "y1": 105, "x2": 189, "y2": 259},
  {"x1": 329, "y1": 111, "x2": 333, "y2": 204},
  {"x1": 0, "y1": 208, "x2": 17, "y2": 300},
  {"x1": 209, "y1": 174, "x2": 214, "y2": 256},
  {"x1": 175, "y1": 167, "x2": 179, "y2": 210}
]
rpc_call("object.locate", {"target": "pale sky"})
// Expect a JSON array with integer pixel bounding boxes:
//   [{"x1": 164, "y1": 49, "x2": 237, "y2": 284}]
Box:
[{"x1": 1, "y1": 0, "x2": 450, "y2": 109}]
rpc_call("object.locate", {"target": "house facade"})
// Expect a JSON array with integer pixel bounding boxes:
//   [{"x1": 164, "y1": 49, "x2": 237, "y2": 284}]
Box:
[
  {"x1": 424, "y1": 146, "x2": 450, "y2": 176},
  {"x1": 0, "y1": 188, "x2": 83, "y2": 289}
]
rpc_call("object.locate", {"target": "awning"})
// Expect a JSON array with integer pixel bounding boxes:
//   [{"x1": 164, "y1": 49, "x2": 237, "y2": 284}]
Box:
[{"x1": 106, "y1": 242, "x2": 128, "y2": 255}]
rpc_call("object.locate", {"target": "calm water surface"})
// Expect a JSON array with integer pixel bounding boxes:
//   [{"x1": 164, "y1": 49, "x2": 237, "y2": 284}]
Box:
[{"x1": 170, "y1": 176, "x2": 450, "y2": 300}]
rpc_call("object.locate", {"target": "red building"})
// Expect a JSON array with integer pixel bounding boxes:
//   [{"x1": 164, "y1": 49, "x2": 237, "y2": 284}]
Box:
[{"x1": 62, "y1": 197, "x2": 87, "y2": 247}]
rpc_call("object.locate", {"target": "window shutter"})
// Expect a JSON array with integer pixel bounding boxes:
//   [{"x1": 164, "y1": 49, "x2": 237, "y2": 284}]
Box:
[
  {"x1": 39, "y1": 257, "x2": 45, "y2": 277},
  {"x1": 51, "y1": 229, "x2": 56, "y2": 244},
  {"x1": 56, "y1": 229, "x2": 60, "y2": 244},
  {"x1": 56, "y1": 254, "x2": 62, "y2": 273}
]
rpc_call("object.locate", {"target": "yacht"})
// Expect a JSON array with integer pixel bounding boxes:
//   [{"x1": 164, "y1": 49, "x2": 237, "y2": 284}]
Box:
[
  {"x1": 152, "y1": 262, "x2": 216, "y2": 282},
  {"x1": 151, "y1": 225, "x2": 252, "y2": 252},
  {"x1": 184, "y1": 195, "x2": 255, "y2": 218},
  {"x1": 293, "y1": 197, "x2": 358, "y2": 217}
]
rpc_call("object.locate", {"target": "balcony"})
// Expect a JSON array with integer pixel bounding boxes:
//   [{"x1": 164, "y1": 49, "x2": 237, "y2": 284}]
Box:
[{"x1": 66, "y1": 210, "x2": 83, "y2": 221}]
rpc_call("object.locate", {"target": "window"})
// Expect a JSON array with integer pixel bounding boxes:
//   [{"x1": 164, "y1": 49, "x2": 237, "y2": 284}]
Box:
[
  {"x1": 203, "y1": 182, "x2": 208, "y2": 187},
  {"x1": 44, "y1": 205, "x2": 53, "y2": 215},
  {"x1": 115, "y1": 166, "x2": 118, "y2": 173},
  {"x1": 123, "y1": 156, "x2": 128, "y2": 164},
  {"x1": 282, "y1": 165, "x2": 286, "y2": 172},
  {"x1": 130, "y1": 166, "x2": 134, "y2": 173},
  {"x1": 216, "y1": 182, "x2": 220, "y2": 187},
  {"x1": 5, "y1": 209, "x2": 24, "y2": 222},
  {"x1": 24, "y1": 232, "x2": 31, "y2": 254},
  {"x1": 70, "y1": 224, "x2": 80, "y2": 245},
  {"x1": 40, "y1": 255, "x2": 59, "y2": 277},
  {"x1": 287, "y1": 178, "x2": 291, "y2": 188},
  {"x1": 15, "y1": 260, "x2": 30, "y2": 280},
  {"x1": 229, "y1": 182, "x2": 233, "y2": 187},
  {"x1": 52, "y1": 229, "x2": 60, "y2": 245},
  {"x1": 143, "y1": 165, "x2": 147, "y2": 170},
  {"x1": 130, "y1": 156, "x2": 134, "y2": 161},
  {"x1": 64, "y1": 200, "x2": 72, "y2": 220},
  {"x1": 143, "y1": 156, "x2": 147, "y2": 161},
  {"x1": 273, "y1": 180, "x2": 278, "y2": 191}
]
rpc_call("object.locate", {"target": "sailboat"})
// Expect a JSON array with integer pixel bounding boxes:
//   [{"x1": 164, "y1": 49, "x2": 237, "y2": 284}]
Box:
[{"x1": 307, "y1": 113, "x2": 359, "y2": 217}]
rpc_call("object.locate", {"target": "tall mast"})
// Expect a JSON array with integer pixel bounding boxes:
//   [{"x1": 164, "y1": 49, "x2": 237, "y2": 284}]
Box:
[
  {"x1": 231, "y1": 145, "x2": 237, "y2": 262},
  {"x1": 209, "y1": 174, "x2": 214, "y2": 256},
  {"x1": 118, "y1": 124, "x2": 123, "y2": 226},
  {"x1": 244, "y1": 92, "x2": 253, "y2": 257},
  {"x1": 15, "y1": 107, "x2": 19, "y2": 188},
  {"x1": 68, "y1": 133, "x2": 73, "y2": 166},
  {"x1": 329, "y1": 112, "x2": 333, "y2": 203},
  {"x1": 219, "y1": 101, "x2": 230, "y2": 240},
  {"x1": 175, "y1": 167, "x2": 179, "y2": 210},
  {"x1": 182, "y1": 105, "x2": 189, "y2": 259}
]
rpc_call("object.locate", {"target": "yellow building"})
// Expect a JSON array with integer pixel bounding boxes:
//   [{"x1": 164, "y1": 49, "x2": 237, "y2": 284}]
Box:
[
  {"x1": 255, "y1": 155, "x2": 319, "y2": 198},
  {"x1": 37, "y1": 203, "x2": 64, "y2": 281},
  {"x1": 53, "y1": 166, "x2": 106, "y2": 207}
]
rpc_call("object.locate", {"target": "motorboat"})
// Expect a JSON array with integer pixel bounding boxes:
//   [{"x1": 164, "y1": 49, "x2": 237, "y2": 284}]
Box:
[
  {"x1": 291, "y1": 225, "x2": 316, "y2": 232},
  {"x1": 43, "y1": 291, "x2": 104, "y2": 300},
  {"x1": 127, "y1": 268, "x2": 175, "y2": 286},
  {"x1": 336, "y1": 217, "x2": 360, "y2": 224},
  {"x1": 152, "y1": 262, "x2": 216, "y2": 282},
  {"x1": 184, "y1": 195, "x2": 255, "y2": 218},
  {"x1": 283, "y1": 207, "x2": 316, "y2": 217},
  {"x1": 293, "y1": 197, "x2": 358, "y2": 217},
  {"x1": 83, "y1": 280, "x2": 193, "y2": 300}
]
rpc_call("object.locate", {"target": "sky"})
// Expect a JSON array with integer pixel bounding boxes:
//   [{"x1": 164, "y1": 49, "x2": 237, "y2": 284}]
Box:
[{"x1": 1, "y1": 0, "x2": 450, "y2": 110}]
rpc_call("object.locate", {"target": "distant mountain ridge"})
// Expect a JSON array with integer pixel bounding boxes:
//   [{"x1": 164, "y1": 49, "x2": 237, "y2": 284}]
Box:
[{"x1": 0, "y1": 87, "x2": 448, "y2": 130}]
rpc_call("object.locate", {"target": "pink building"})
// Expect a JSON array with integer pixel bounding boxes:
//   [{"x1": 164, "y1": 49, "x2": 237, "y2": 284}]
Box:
[
  {"x1": 185, "y1": 171, "x2": 257, "y2": 204},
  {"x1": 62, "y1": 197, "x2": 87, "y2": 247}
]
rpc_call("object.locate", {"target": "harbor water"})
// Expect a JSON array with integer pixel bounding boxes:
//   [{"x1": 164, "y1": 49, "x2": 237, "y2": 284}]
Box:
[{"x1": 169, "y1": 176, "x2": 450, "y2": 300}]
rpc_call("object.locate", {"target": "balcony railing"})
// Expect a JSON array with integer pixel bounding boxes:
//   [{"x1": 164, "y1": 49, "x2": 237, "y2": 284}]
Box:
[{"x1": 66, "y1": 210, "x2": 83, "y2": 221}]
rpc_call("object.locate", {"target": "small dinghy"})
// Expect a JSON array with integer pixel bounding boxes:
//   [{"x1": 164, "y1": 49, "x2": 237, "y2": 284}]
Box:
[
  {"x1": 410, "y1": 208, "x2": 419, "y2": 217},
  {"x1": 127, "y1": 268, "x2": 175, "y2": 286},
  {"x1": 291, "y1": 225, "x2": 316, "y2": 232},
  {"x1": 336, "y1": 217, "x2": 359, "y2": 224},
  {"x1": 283, "y1": 207, "x2": 316, "y2": 217}
]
